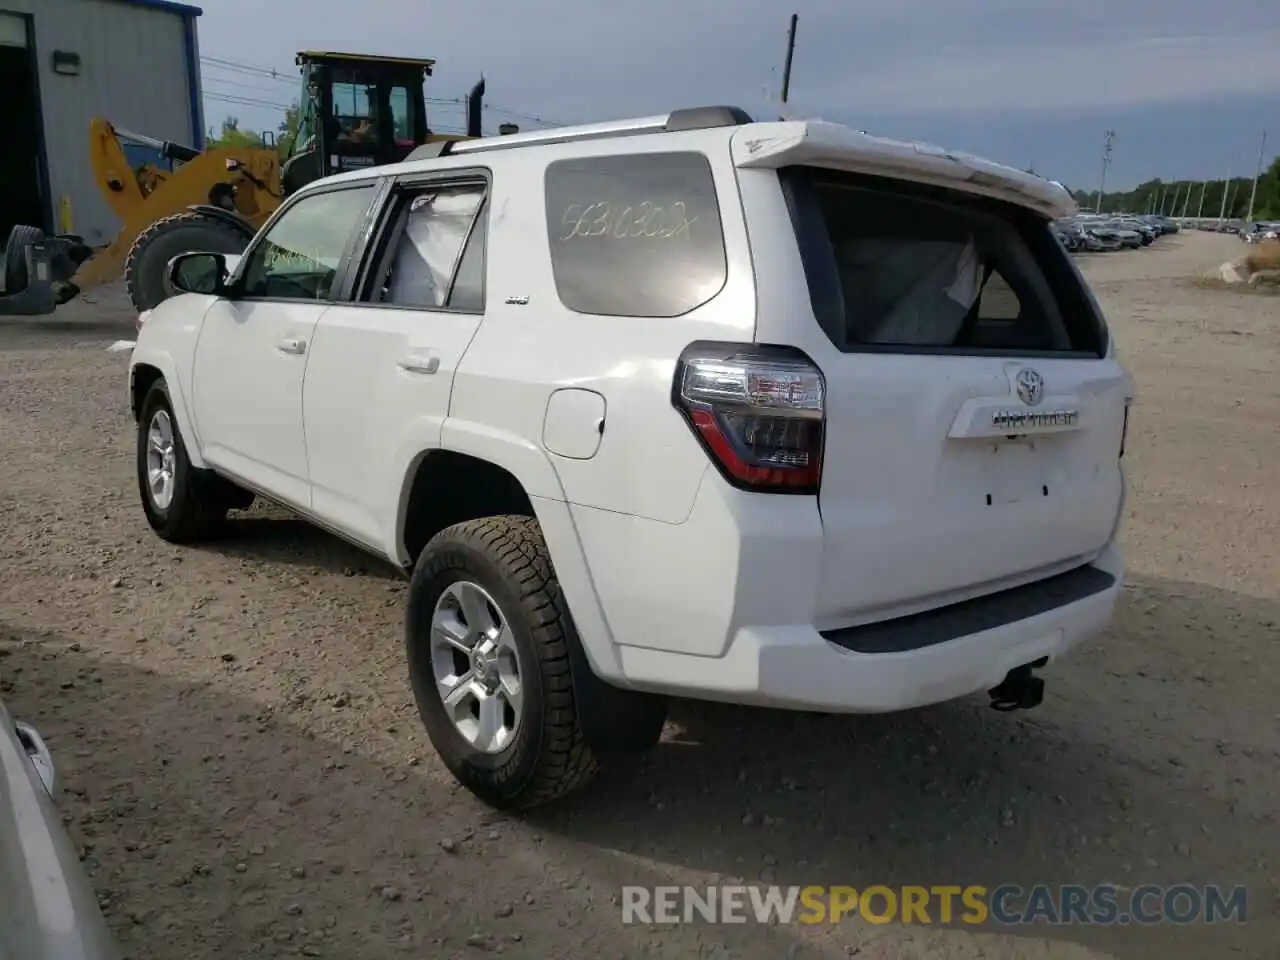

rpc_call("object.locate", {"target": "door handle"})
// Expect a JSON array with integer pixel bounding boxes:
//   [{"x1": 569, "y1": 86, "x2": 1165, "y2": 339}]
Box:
[
  {"x1": 398, "y1": 354, "x2": 440, "y2": 375},
  {"x1": 276, "y1": 337, "x2": 306, "y2": 355}
]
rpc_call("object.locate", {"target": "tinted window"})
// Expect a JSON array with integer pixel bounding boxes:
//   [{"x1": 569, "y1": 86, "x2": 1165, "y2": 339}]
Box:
[
  {"x1": 241, "y1": 185, "x2": 377, "y2": 301},
  {"x1": 544, "y1": 152, "x2": 727, "y2": 317},
  {"x1": 782, "y1": 168, "x2": 1107, "y2": 356},
  {"x1": 368, "y1": 182, "x2": 487, "y2": 310}
]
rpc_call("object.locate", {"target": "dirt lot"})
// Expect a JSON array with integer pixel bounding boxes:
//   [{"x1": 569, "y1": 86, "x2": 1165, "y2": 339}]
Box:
[{"x1": 1, "y1": 231, "x2": 1277, "y2": 959}]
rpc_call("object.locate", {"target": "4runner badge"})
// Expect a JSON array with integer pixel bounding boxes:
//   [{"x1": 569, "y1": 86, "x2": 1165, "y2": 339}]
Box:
[
  {"x1": 504, "y1": 295, "x2": 530, "y2": 305},
  {"x1": 1015, "y1": 368, "x2": 1044, "y2": 406}
]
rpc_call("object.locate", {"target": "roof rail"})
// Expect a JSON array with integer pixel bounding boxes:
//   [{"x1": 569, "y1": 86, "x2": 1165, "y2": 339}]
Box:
[
  {"x1": 404, "y1": 105, "x2": 755, "y2": 162},
  {"x1": 665, "y1": 106, "x2": 753, "y2": 131}
]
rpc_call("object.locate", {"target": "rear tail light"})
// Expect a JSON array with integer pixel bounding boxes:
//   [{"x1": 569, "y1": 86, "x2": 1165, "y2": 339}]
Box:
[{"x1": 672, "y1": 341, "x2": 826, "y2": 494}]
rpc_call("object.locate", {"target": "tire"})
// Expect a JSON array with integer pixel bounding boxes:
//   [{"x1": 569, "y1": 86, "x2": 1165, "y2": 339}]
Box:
[
  {"x1": 4, "y1": 224, "x2": 45, "y2": 294},
  {"x1": 136, "y1": 379, "x2": 236, "y2": 543},
  {"x1": 124, "y1": 212, "x2": 249, "y2": 313},
  {"x1": 405, "y1": 516, "x2": 602, "y2": 809}
]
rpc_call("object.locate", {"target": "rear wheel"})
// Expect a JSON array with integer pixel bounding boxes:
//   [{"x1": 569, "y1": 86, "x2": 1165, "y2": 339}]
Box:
[
  {"x1": 125, "y1": 212, "x2": 250, "y2": 312},
  {"x1": 406, "y1": 516, "x2": 615, "y2": 809}
]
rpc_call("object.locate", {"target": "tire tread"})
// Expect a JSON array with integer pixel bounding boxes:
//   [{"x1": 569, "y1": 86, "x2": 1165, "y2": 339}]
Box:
[{"x1": 417, "y1": 515, "x2": 598, "y2": 807}]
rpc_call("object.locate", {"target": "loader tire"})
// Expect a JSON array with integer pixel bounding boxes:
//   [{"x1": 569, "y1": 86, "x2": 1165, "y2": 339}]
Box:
[
  {"x1": 125, "y1": 212, "x2": 249, "y2": 313},
  {"x1": 4, "y1": 224, "x2": 45, "y2": 294}
]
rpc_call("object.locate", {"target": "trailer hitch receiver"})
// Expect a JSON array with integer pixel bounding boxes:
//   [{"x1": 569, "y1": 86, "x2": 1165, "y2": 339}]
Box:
[{"x1": 988, "y1": 659, "x2": 1046, "y2": 712}]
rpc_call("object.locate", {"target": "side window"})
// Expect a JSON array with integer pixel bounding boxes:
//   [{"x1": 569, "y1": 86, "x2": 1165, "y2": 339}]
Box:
[
  {"x1": 389, "y1": 86, "x2": 412, "y2": 144},
  {"x1": 331, "y1": 72, "x2": 377, "y2": 144},
  {"x1": 240, "y1": 185, "x2": 377, "y2": 301},
  {"x1": 447, "y1": 201, "x2": 487, "y2": 311},
  {"x1": 543, "y1": 151, "x2": 727, "y2": 317},
  {"x1": 370, "y1": 182, "x2": 487, "y2": 310}
]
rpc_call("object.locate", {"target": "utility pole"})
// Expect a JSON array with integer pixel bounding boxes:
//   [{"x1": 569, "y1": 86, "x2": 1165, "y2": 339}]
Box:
[
  {"x1": 780, "y1": 14, "x2": 799, "y2": 107},
  {"x1": 1157, "y1": 185, "x2": 1167, "y2": 215},
  {"x1": 1179, "y1": 182, "x2": 1192, "y2": 217},
  {"x1": 1246, "y1": 130, "x2": 1268, "y2": 223},
  {"x1": 1096, "y1": 129, "x2": 1116, "y2": 213},
  {"x1": 1196, "y1": 180, "x2": 1208, "y2": 219},
  {"x1": 1225, "y1": 178, "x2": 1240, "y2": 219},
  {"x1": 1217, "y1": 161, "x2": 1232, "y2": 222},
  {"x1": 1167, "y1": 183, "x2": 1181, "y2": 216}
]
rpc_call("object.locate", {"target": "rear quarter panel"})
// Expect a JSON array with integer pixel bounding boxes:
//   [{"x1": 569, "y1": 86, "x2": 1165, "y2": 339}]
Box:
[{"x1": 447, "y1": 130, "x2": 756, "y2": 526}]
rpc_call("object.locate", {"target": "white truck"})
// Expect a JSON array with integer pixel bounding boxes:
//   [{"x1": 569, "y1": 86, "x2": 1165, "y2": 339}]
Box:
[{"x1": 128, "y1": 105, "x2": 1132, "y2": 808}]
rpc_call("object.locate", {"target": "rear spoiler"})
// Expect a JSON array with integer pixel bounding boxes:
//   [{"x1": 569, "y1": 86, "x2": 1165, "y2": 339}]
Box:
[{"x1": 732, "y1": 122, "x2": 1077, "y2": 220}]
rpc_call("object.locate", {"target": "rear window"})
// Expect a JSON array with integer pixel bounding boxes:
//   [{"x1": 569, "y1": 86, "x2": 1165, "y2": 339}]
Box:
[
  {"x1": 543, "y1": 152, "x2": 727, "y2": 317},
  {"x1": 780, "y1": 168, "x2": 1108, "y2": 357}
]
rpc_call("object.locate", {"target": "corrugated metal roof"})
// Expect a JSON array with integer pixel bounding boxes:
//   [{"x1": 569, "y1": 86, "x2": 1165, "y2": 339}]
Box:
[{"x1": 104, "y1": 0, "x2": 203, "y2": 18}]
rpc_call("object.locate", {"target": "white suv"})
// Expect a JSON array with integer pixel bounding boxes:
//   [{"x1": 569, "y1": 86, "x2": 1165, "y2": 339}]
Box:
[{"x1": 129, "y1": 106, "x2": 1132, "y2": 808}]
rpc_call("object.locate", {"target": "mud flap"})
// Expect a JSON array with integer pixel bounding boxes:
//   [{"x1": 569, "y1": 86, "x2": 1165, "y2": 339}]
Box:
[{"x1": 561, "y1": 620, "x2": 668, "y2": 757}]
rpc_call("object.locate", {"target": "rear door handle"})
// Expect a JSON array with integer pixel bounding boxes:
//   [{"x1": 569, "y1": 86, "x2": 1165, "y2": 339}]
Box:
[
  {"x1": 398, "y1": 353, "x2": 439, "y2": 375},
  {"x1": 276, "y1": 337, "x2": 306, "y2": 355}
]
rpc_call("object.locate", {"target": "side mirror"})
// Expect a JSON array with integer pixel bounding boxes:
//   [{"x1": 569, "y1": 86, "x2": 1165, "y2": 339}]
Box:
[{"x1": 168, "y1": 252, "x2": 231, "y2": 296}]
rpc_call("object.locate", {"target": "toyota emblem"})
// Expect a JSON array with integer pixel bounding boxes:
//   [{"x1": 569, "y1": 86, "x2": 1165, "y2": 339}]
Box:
[{"x1": 1015, "y1": 368, "x2": 1044, "y2": 406}]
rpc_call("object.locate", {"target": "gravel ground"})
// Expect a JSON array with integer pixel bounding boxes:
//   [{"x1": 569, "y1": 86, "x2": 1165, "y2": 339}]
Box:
[{"x1": 1, "y1": 231, "x2": 1277, "y2": 960}]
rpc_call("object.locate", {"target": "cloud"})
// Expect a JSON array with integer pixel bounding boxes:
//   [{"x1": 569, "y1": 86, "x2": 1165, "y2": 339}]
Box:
[{"x1": 809, "y1": 32, "x2": 1280, "y2": 115}]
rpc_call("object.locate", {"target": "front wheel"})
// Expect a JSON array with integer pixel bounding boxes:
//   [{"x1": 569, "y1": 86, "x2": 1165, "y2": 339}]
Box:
[
  {"x1": 136, "y1": 380, "x2": 247, "y2": 542},
  {"x1": 406, "y1": 516, "x2": 607, "y2": 809}
]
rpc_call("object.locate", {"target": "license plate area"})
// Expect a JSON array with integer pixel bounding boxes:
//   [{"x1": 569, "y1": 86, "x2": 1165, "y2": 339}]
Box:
[{"x1": 983, "y1": 439, "x2": 1047, "y2": 505}]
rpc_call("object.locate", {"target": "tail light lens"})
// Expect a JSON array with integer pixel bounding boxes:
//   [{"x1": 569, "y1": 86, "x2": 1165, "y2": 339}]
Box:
[{"x1": 672, "y1": 342, "x2": 826, "y2": 494}]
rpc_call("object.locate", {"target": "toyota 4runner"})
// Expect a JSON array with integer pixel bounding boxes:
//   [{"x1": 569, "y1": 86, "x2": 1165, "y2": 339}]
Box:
[{"x1": 128, "y1": 105, "x2": 1132, "y2": 809}]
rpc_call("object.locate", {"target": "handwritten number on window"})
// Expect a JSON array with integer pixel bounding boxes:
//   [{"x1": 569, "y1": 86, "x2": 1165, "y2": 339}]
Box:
[{"x1": 558, "y1": 201, "x2": 698, "y2": 242}]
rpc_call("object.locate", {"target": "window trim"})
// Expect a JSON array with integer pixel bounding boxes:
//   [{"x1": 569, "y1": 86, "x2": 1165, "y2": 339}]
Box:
[
  {"x1": 779, "y1": 166, "x2": 1109, "y2": 360},
  {"x1": 340, "y1": 167, "x2": 492, "y2": 316},
  {"x1": 228, "y1": 178, "x2": 388, "y2": 306}
]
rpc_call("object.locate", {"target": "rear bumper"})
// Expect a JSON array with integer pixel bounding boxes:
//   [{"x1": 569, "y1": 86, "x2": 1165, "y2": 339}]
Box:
[{"x1": 617, "y1": 542, "x2": 1122, "y2": 713}]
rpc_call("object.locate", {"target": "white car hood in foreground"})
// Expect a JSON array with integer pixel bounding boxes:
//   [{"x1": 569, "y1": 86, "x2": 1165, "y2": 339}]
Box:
[{"x1": 732, "y1": 121, "x2": 1077, "y2": 220}]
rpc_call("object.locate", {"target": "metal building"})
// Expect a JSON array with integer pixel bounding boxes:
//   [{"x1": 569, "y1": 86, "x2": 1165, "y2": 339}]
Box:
[{"x1": 0, "y1": 0, "x2": 203, "y2": 246}]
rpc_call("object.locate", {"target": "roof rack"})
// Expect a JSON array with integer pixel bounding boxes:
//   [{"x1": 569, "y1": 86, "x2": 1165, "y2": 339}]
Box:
[{"x1": 406, "y1": 105, "x2": 753, "y2": 162}]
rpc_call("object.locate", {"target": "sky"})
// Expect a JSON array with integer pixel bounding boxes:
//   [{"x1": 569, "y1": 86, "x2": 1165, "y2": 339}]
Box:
[{"x1": 193, "y1": 0, "x2": 1280, "y2": 192}]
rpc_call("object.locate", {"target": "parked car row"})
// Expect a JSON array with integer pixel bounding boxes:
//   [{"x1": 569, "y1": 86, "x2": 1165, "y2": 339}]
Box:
[
  {"x1": 1239, "y1": 221, "x2": 1280, "y2": 244},
  {"x1": 1196, "y1": 219, "x2": 1246, "y2": 234},
  {"x1": 1051, "y1": 213, "x2": 1179, "y2": 253}
]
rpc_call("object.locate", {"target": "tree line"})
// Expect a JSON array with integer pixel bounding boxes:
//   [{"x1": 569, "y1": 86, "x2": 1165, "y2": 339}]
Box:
[
  {"x1": 206, "y1": 104, "x2": 300, "y2": 158},
  {"x1": 1070, "y1": 155, "x2": 1280, "y2": 220}
]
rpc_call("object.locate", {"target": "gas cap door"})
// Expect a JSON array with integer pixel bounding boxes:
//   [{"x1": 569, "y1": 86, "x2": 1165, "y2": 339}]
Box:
[{"x1": 542, "y1": 388, "x2": 606, "y2": 460}]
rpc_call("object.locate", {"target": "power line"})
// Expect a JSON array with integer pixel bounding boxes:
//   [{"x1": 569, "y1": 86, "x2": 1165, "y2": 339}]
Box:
[
  {"x1": 201, "y1": 55, "x2": 295, "y2": 84},
  {"x1": 205, "y1": 75, "x2": 294, "y2": 96},
  {"x1": 206, "y1": 92, "x2": 292, "y2": 111}
]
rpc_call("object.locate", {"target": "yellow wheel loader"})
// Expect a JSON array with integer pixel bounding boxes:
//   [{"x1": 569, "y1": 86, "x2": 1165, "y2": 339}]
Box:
[{"x1": 0, "y1": 51, "x2": 489, "y2": 316}]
